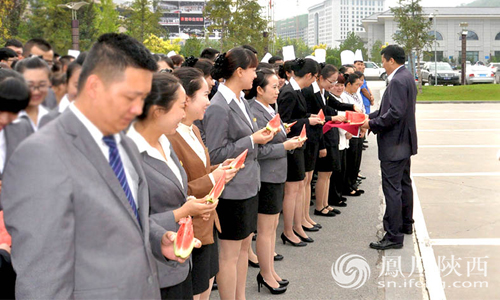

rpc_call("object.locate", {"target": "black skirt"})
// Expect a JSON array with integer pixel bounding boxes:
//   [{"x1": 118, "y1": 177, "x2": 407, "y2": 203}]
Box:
[
  {"x1": 216, "y1": 194, "x2": 258, "y2": 240},
  {"x1": 258, "y1": 182, "x2": 285, "y2": 214},
  {"x1": 304, "y1": 141, "x2": 320, "y2": 172},
  {"x1": 191, "y1": 236, "x2": 219, "y2": 295},
  {"x1": 286, "y1": 147, "x2": 306, "y2": 182},
  {"x1": 316, "y1": 146, "x2": 341, "y2": 173},
  {"x1": 160, "y1": 269, "x2": 193, "y2": 300}
]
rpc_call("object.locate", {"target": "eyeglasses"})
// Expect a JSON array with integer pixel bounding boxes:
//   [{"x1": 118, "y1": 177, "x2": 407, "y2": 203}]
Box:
[
  {"x1": 325, "y1": 78, "x2": 337, "y2": 84},
  {"x1": 28, "y1": 83, "x2": 50, "y2": 92}
]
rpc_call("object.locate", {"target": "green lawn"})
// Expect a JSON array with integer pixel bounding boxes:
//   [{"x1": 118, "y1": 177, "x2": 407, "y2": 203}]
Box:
[{"x1": 417, "y1": 84, "x2": 500, "y2": 101}]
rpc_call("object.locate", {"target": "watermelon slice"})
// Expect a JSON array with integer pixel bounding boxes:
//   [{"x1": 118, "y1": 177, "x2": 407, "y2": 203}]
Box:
[
  {"x1": 266, "y1": 113, "x2": 281, "y2": 132},
  {"x1": 174, "y1": 216, "x2": 195, "y2": 259},
  {"x1": 206, "y1": 170, "x2": 226, "y2": 203},
  {"x1": 318, "y1": 109, "x2": 325, "y2": 123},
  {"x1": 229, "y1": 149, "x2": 248, "y2": 169},
  {"x1": 298, "y1": 124, "x2": 307, "y2": 142},
  {"x1": 284, "y1": 120, "x2": 297, "y2": 129},
  {"x1": 345, "y1": 111, "x2": 367, "y2": 125}
]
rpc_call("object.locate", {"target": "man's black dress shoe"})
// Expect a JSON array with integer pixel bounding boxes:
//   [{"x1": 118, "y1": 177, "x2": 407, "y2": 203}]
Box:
[{"x1": 369, "y1": 240, "x2": 403, "y2": 250}]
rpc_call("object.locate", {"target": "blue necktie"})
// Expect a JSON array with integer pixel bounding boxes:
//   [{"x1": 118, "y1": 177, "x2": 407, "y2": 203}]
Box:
[{"x1": 102, "y1": 135, "x2": 141, "y2": 225}]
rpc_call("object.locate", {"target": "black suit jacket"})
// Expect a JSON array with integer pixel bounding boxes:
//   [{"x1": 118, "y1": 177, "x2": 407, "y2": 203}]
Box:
[
  {"x1": 369, "y1": 66, "x2": 418, "y2": 162},
  {"x1": 324, "y1": 92, "x2": 355, "y2": 147},
  {"x1": 278, "y1": 83, "x2": 310, "y2": 138}
]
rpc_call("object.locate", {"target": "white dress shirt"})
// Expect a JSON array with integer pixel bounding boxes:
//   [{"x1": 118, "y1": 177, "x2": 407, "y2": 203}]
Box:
[
  {"x1": 312, "y1": 81, "x2": 326, "y2": 105},
  {"x1": 18, "y1": 105, "x2": 50, "y2": 132},
  {"x1": 0, "y1": 129, "x2": 5, "y2": 174},
  {"x1": 387, "y1": 65, "x2": 404, "y2": 82},
  {"x1": 69, "y1": 103, "x2": 140, "y2": 206},
  {"x1": 255, "y1": 99, "x2": 286, "y2": 135},
  {"x1": 58, "y1": 95, "x2": 71, "y2": 113},
  {"x1": 127, "y1": 124, "x2": 184, "y2": 189},
  {"x1": 218, "y1": 83, "x2": 255, "y2": 148},
  {"x1": 177, "y1": 123, "x2": 215, "y2": 185}
]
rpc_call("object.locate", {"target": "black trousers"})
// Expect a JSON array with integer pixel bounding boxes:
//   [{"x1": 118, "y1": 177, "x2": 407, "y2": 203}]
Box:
[
  {"x1": 345, "y1": 138, "x2": 363, "y2": 192},
  {"x1": 328, "y1": 148, "x2": 346, "y2": 205},
  {"x1": 381, "y1": 158, "x2": 414, "y2": 243}
]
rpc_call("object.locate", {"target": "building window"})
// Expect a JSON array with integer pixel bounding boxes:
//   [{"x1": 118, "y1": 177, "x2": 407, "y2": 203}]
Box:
[
  {"x1": 495, "y1": 32, "x2": 500, "y2": 40},
  {"x1": 459, "y1": 31, "x2": 479, "y2": 41},
  {"x1": 428, "y1": 31, "x2": 443, "y2": 40}
]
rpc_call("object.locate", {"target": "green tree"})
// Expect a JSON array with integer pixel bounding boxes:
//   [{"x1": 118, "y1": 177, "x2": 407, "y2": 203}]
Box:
[
  {"x1": 126, "y1": 0, "x2": 164, "y2": 42},
  {"x1": 203, "y1": 0, "x2": 232, "y2": 51},
  {"x1": 370, "y1": 40, "x2": 383, "y2": 63},
  {"x1": 95, "y1": 0, "x2": 120, "y2": 36},
  {"x1": 339, "y1": 32, "x2": 368, "y2": 60},
  {"x1": 180, "y1": 35, "x2": 203, "y2": 57},
  {"x1": 391, "y1": 0, "x2": 432, "y2": 93}
]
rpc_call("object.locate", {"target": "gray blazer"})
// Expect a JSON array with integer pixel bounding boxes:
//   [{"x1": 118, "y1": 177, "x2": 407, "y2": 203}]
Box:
[
  {"x1": 2, "y1": 118, "x2": 32, "y2": 179},
  {"x1": 248, "y1": 99, "x2": 288, "y2": 184},
  {"x1": 2, "y1": 110, "x2": 165, "y2": 299},
  {"x1": 203, "y1": 91, "x2": 260, "y2": 200},
  {"x1": 139, "y1": 146, "x2": 191, "y2": 288}
]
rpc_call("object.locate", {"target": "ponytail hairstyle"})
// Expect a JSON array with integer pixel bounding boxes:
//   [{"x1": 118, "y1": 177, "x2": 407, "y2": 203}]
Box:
[
  {"x1": 245, "y1": 68, "x2": 276, "y2": 100},
  {"x1": 320, "y1": 64, "x2": 338, "y2": 79},
  {"x1": 138, "y1": 73, "x2": 181, "y2": 120},
  {"x1": 291, "y1": 58, "x2": 319, "y2": 78},
  {"x1": 211, "y1": 47, "x2": 258, "y2": 80},
  {"x1": 172, "y1": 67, "x2": 205, "y2": 98},
  {"x1": 343, "y1": 72, "x2": 361, "y2": 87}
]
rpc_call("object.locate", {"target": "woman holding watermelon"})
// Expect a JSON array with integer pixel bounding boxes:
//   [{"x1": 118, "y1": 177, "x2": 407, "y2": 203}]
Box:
[
  {"x1": 127, "y1": 73, "x2": 215, "y2": 300},
  {"x1": 277, "y1": 58, "x2": 322, "y2": 247},
  {"x1": 247, "y1": 68, "x2": 304, "y2": 294},
  {"x1": 169, "y1": 67, "x2": 238, "y2": 300},
  {"x1": 202, "y1": 47, "x2": 274, "y2": 300}
]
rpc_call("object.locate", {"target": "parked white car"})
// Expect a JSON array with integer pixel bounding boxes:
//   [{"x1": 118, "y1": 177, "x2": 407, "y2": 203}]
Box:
[
  {"x1": 465, "y1": 65, "x2": 495, "y2": 85},
  {"x1": 363, "y1": 61, "x2": 387, "y2": 80}
]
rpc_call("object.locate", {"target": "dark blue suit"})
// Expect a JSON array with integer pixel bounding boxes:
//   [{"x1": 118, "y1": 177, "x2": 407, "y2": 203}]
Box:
[{"x1": 369, "y1": 66, "x2": 418, "y2": 243}]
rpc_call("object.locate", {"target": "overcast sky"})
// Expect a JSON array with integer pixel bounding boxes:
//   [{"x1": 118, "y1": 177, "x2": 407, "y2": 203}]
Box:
[{"x1": 258, "y1": 0, "x2": 477, "y2": 21}]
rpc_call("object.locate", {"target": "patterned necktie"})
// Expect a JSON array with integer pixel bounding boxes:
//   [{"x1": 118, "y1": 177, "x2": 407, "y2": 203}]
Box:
[{"x1": 102, "y1": 135, "x2": 140, "y2": 225}]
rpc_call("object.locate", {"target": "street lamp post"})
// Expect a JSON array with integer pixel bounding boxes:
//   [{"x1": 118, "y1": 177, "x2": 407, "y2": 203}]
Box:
[
  {"x1": 57, "y1": 1, "x2": 90, "y2": 51},
  {"x1": 460, "y1": 22, "x2": 468, "y2": 85}
]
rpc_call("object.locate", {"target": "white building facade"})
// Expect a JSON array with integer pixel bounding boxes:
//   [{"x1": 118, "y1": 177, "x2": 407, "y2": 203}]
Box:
[
  {"x1": 307, "y1": 0, "x2": 385, "y2": 48},
  {"x1": 361, "y1": 7, "x2": 500, "y2": 63}
]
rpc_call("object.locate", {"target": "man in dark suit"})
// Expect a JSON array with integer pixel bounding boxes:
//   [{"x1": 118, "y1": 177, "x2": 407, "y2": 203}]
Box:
[
  {"x1": 362, "y1": 45, "x2": 418, "y2": 250},
  {"x1": 2, "y1": 33, "x2": 191, "y2": 299}
]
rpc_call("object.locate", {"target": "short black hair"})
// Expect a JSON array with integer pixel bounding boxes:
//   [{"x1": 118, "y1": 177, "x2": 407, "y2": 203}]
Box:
[
  {"x1": 0, "y1": 48, "x2": 17, "y2": 61},
  {"x1": 268, "y1": 56, "x2": 283, "y2": 64},
  {"x1": 173, "y1": 67, "x2": 205, "y2": 98},
  {"x1": 211, "y1": 47, "x2": 258, "y2": 80},
  {"x1": 0, "y1": 69, "x2": 30, "y2": 113},
  {"x1": 139, "y1": 73, "x2": 181, "y2": 120},
  {"x1": 23, "y1": 38, "x2": 52, "y2": 57},
  {"x1": 78, "y1": 33, "x2": 157, "y2": 92},
  {"x1": 4, "y1": 39, "x2": 23, "y2": 49},
  {"x1": 246, "y1": 68, "x2": 276, "y2": 99},
  {"x1": 241, "y1": 45, "x2": 258, "y2": 55},
  {"x1": 14, "y1": 56, "x2": 50, "y2": 74},
  {"x1": 381, "y1": 45, "x2": 405, "y2": 65},
  {"x1": 200, "y1": 48, "x2": 220, "y2": 61}
]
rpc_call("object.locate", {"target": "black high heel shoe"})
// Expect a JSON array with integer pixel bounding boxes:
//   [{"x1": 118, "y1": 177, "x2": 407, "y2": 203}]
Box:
[
  {"x1": 280, "y1": 233, "x2": 307, "y2": 247},
  {"x1": 293, "y1": 230, "x2": 314, "y2": 243},
  {"x1": 257, "y1": 273, "x2": 287, "y2": 294},
  {"x1": 278, "y1": 279, "x2": 289, "y2": 287}
]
